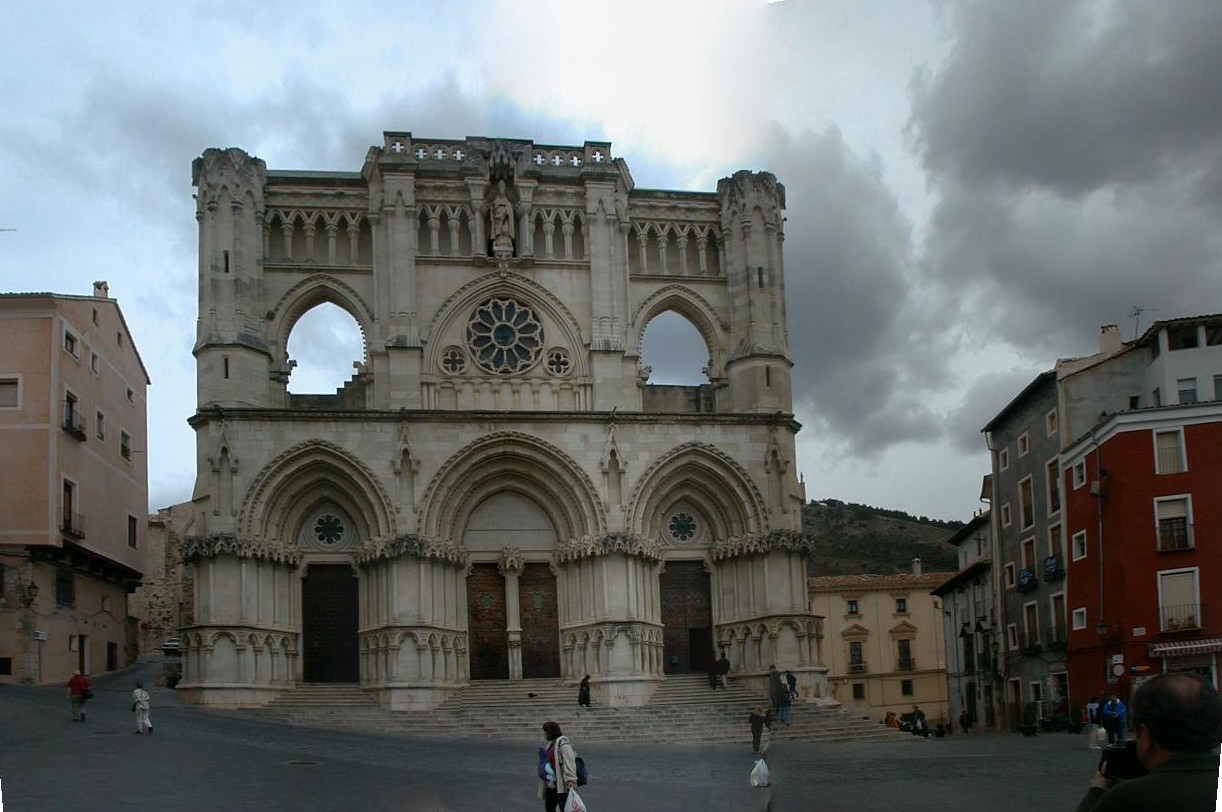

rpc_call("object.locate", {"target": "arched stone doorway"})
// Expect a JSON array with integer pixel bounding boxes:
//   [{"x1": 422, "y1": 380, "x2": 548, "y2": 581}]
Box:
[
  {"x1": 301, "y1": 564, "x2": 359, "y2": 682},
  {"x1": 660, "y1": 560, "x2": 713, "y2": 675}
]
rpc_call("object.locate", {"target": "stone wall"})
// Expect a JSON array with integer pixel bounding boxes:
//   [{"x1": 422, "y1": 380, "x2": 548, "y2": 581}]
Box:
[{"x1": 130, "y1": 502, "x2": 194, "y2": 653}]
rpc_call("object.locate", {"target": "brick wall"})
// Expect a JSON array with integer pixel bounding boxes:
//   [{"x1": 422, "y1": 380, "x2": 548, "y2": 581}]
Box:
[
  {"x1": 660, "y1": 561, "x2": 712, "y2": 674},
  {"x1": 467, "y1": 564, "x2": 508, "y2": 679}
]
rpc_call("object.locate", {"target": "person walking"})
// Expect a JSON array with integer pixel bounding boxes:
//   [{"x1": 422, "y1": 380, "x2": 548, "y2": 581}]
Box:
[
  {"x1": 66, "y1": 670, "x2": 91, "y2": 722},
  {"x1": 959, "y1": 709, "x2": 971, "y2": 734},
  {"x1": 132, "y1": 681, "x2": 153, "y2": 734},
  {"x1": 768, "y1": 664, "x2": 784, "y2": 712},
  {"x1": 577, "y1": 675, "x2": 591, "y2": 709},
  {"x1": 777, "y1": 685, "x2": 793, "y2": 726},
  {"x1": 749, "y1": 706, "x2": 773, "y2": 754},
  {"x1": 715, "y1": 653, "x2": 731, "y2": 689},
  {"x1": 539, "y1": 720, "x2": 578, "y2": 812},
  {"x1": 785, "y1": 669, "x2": 798, "y2": 700}
]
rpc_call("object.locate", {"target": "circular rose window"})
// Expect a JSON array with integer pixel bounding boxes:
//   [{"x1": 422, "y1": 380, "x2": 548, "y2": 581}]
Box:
[
  {"x1": 466, "y1": 298, "x2": 544, "y2": 374},
  {"x1": 669, "y1": 512, "x2": 697, "y2": 541},
  {"x1": 314, "y1": 514, "x2": 345, "y2": 546}
]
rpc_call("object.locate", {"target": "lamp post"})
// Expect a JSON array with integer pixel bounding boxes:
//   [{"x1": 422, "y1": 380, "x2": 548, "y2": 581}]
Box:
[{"x1": 22, "y1": 580, "x2": 41, "y2": 684}]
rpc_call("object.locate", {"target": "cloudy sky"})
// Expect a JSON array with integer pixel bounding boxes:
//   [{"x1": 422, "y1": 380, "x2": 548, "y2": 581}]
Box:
[{"x1": 4, "y1": 0, "x2": 1220, "y2": 522}]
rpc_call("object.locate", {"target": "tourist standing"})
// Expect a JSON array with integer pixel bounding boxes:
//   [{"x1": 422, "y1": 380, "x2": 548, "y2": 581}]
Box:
[
  {"x1": 959, "y1": 709, "x2": 971, "y2": 734},
  {"x1": 66, "y1": 670, "x2": 91, "y2": 722},
  {"x1": 778, "y1": 686, "x2": 793, "y2": 726},
  {"x1": 749, "y1": 706, "x2": 773, "y2": 754},
  {"x1": 1102, "y1": 695, "x2": 1127, "y2": 744},
  {"x1": 785, "y1": 669, "x2": 798, "y2": 700},
  {"x1": 539, "y1": 721, "x2": 578, "y2": 812},
  {"x1": 132, "y1": 681, "x2": 153, "y2": 734},
  {"x1": 577, "y1": 675, "x2": 591, "y2": 708},
  {"x1": 768, "y1": 664, "x2": 784, "y2": 711}
]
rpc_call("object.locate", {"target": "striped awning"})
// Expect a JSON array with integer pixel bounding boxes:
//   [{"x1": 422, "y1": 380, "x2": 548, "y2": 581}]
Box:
[{"x1": 1150, "y1": 638, "x2": 1222, "y2": 658}]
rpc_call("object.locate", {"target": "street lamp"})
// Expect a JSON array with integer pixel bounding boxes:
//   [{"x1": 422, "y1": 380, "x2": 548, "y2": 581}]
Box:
[{"x1": 1095, "y1": 620, "x2": 1109, "y2": 639}]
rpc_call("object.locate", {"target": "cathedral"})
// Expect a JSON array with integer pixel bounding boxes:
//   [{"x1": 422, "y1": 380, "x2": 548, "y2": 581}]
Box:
[{"x1": 180, "y1": 132, "x2": 824, "y2": 709}]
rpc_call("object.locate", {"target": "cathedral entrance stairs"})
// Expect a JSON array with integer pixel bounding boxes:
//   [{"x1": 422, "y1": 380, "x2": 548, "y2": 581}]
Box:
[{"x1": 253, "y1": 674, "x2": 910, "y2": 744}]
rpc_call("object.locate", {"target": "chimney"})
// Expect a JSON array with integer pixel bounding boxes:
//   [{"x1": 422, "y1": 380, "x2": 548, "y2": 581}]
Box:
[
  {"x1": 1099, "y1": 324, "x2": 1121, "y2": 353},
  {"x1": 911, "y1": 557, "x2": 922, "y2": 576},
  {"x1": 93, "y1": 280, "x2": 110, "y2": 299}
]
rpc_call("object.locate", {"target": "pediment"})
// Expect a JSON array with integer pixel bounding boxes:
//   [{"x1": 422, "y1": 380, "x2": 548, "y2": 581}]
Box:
[{"x1": 840, "y1": 623, "x2": 870, "y2": 640}]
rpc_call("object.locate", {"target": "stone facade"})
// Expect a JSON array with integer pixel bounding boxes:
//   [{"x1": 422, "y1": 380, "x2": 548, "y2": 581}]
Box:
[
  {"x1": 181, "y1": 133, "x2": 821, "y2": 709},
  {"x1": 129, "y1": 502, "x2": 195, "y2": 653}
]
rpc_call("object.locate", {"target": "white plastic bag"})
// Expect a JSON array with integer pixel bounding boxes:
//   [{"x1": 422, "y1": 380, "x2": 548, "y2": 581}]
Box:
[
  {"x1": 565, "y1": 787, "x2": 588, "y2": 812},
  {"x1": 749, "y1": 758, "x2": 771, "y2": 788},
  {"x1": 1090, "y1": 725, "x2": 1108, "y2": 749}
]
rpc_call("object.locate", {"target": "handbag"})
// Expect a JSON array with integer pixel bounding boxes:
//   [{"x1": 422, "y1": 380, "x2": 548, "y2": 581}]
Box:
[
  {"x1": 564, "y1": 788, "x2": 587, "y2": 812},
  {"x1": 82, "y1": 690, "x2": 93, "y2": 700}
]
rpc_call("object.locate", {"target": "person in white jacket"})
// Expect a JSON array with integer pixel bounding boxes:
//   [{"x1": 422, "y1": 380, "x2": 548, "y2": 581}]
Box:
[
  {"x1": 131, "y1": 682, "x2": 152, "y2": 734},
  {"x1": 539, "y1": 720, "x2": 577, "y2": 812}
]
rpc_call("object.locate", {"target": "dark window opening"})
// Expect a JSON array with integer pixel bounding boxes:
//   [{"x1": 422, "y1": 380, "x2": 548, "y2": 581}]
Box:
[
  {"x1": 55, "y1": 569, "x2": 75, "y2": 607},
  {"x1": 852, "y1": 683, "x2": 865, "y2": 700},
  {"x1": 901, "y1": 679, "x2": 914, "y2": 696}
]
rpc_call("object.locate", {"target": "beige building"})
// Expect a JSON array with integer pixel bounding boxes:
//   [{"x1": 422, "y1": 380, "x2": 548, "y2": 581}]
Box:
[
  {"x1": 181, "y1": 133, "x2": 824, "y2": 709},
  {"x1": 0, "y1": 283, "x2": 149, "y2": 684},
  {"x1": 809, "y1": 564, "x2": 952, "y2": 724}
]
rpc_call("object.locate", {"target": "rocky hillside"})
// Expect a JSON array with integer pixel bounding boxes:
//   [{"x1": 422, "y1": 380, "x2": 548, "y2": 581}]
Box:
[{"x1": 801, "y1": 499, "x2": 961, "y2": 576}]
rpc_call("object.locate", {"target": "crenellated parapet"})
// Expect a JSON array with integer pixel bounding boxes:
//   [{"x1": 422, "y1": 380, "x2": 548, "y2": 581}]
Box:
[
  {"x1": 355, "y1": 534, "x2": 468, "y2": 567},
  {"x1": 555, "y1": 532, "x2": 664, "y2": 564},
  {"x1": 182, "y1": 533, "x2": 301, "y2": 565},
  {"x1": 711, "y1": 530, "x2": 817, "y2": 562}
]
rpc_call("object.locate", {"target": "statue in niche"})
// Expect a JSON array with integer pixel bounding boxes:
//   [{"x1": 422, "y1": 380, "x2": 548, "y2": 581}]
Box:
[{"x1": 490, "y1": 179, "x2": 515, "y2": 259}]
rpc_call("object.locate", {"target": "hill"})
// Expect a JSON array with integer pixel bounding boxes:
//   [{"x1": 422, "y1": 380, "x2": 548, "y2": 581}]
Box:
[{"x1": 801, "y1": 499, "x2": 962, "y2": 576}]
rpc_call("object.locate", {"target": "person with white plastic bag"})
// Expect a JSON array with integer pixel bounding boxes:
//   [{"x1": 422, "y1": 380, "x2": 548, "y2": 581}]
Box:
[{"x1": 539, "y1": 720, "x2": 581, "y2": 812}]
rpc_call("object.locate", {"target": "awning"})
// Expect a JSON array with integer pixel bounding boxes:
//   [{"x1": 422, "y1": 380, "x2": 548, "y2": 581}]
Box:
[{"x1": 1150, "y1": 638, "x2": 1222, "y2": 658}]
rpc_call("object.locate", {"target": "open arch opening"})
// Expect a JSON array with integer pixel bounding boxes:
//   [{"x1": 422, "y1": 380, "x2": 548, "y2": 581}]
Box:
[
  {"x1": 286, "y1": 303, "x2": 366, "y2": 400},
  {"x1": 640, "y1": 311, "x2": 708, "y2": 385}
]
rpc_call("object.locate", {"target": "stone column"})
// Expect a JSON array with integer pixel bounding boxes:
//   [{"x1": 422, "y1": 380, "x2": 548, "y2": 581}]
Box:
[{"x1": 500, "y1": 547, "x2": 525, "y2": 680}]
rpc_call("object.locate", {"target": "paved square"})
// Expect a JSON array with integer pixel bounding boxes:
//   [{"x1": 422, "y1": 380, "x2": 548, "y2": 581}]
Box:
[{"x1": 0, "y1": 661, "x2": 1161, "y2": 812}]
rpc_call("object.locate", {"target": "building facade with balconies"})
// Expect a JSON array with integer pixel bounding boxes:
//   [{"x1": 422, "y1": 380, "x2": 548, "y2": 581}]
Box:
[
  {"x1": 983, "y1": 370, "x2": 1071, "y2": 729},
  {"x1": 1061, "y1": 315, "x2": 1222, "y2": 701},
  {"x1": 0, "y1": 283, "x2": 149, "y2": 683},
  {"x1": 810, "y1": 564, "x2": 952, "y2": 724}
]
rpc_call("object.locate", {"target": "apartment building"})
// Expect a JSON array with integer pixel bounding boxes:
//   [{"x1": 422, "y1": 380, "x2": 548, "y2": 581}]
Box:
[{"x1": 0, "y1": 282, "x2": 149, "y2": 683}]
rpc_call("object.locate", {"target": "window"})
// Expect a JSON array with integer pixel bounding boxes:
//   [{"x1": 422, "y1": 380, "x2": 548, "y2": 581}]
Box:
[
  {"x1": 1030, "y1": 682, "x2": 1043, "y2": 702},
  {"x1": 999, "y1": 448, "x2": 1009, "y2": 471},
  {"x1": 897, "y1": 639, "x2": 914, "y2": 670},
  {"x1": 1178, "y1": 378, "x2": 1198, "y2": 405},
  {"x1": 1023, "y1": 603, "x2": 1039, "y2": 648},
  {"x1": 117, "y1": 331, "x2": 124, "y2": 348},
  {"x1": 1007, "y1": 624, "x2": 1019, "y2": 650},
  {"x1": 846, "y1": 599, "x2": 859, "y2": 615},
  {"x1": 95, "y1": 411, "x2": 105, "y2": 440},
  {"x1": 1154, "y1": 429, "x2": 1186, "y2": 474},
  {"x1": 1072, "y1": 460, "x2": 1087, "y2": 489},
  {"x1": 894, "y1": 598, "x2": 908, "y2": 614},
  {"x1": 1046, "y1": 460, "x2": 1061, "y2": 513},
  {"x1": 120, "y1": 431, "x2": 132, "y2": 460},
  {"x1": 851, "y1": 683, "x2": 865, "y2": 700},
  {"x1": 1153, "y1": 387, "x2": 1162, "y2": 407},
  {"x1": 1158, "y1": 569, "x2": 1199, "y2": 631},
  {"x1": 90, "y1": 352, "x2": 99, "y2": 374},
  {"x1": 1129, "y1": 395, "x2": 1141, "y2": 409},
  {"x1": 126, "y1": 387, "x2": 134, "y2": 402},
  {"x1": 1050, "y1": 593, "x2": 1066, "y2": 640},
  {"x1": 61, "y1": 479, "x2": 82, "y2": 537},
  {"x1": 1155, "y1": 497, "x2": 1192, "y2": 551},
  {"x1": 1215, "y1": 374, "x2": 1222, "y2": 401},
  {"x1": 901, "y1": 679, "x2": 914, "y2": 696},
  {"x1": 101, "y1": 595, "x2": 112, "y2": 613},
  {"x1": 1021, "y1": 538, "x2": 1036, "y2": 570},
  {"x1": 1019, "y1": 477, "x2": 1035, "y2": 529},
  {"x1": 1004, "y1": 563, "x2": 1016, "y2": 588},
  {"x1": 1047, "y1": 524, "x2": 1062, "y2": 558},
  {"x1": 55, "y1": 568, "x2": 75, "y2": 607},
  {"x1": 1071, "y1": 530, "x2": 1088, "y2": 561},
  {"x1": 1046, "y1": 410, "x2": 1057, "y2": 437},
  {"x1": 1209, "y1": 325, "x2": 1222, "y2": 346},
  {"x1": 848, "y1": 641, "x2": 865, "y2": 673},
  {"x1": 1168, "y1": 325, "x2": 1199, "y2": 350},
  {"x1": 1072, "y1": 608, "x2": 1087, "y2": 631},
  {"x1": 1017, "y1": 432, "x2": 1030, "y2": 457},
  {"x1": 127, "y1": 515, "x2": 138, "y2": 548},
  {"x1": 0, "y1": 377, "x2": 18, "y2": 409},
  {"x1": 63, "y1": 329, "x2": 79, "y2": 357},
  {"x1": 0, "y1": 658, "x2": 10, "y2": 676},
  {"x1": 62, "y1": 391, "x2": 84, "y2": 437},
  {"x1": 1001, "y1": 503, "x2": 1012, "y2": 527}
]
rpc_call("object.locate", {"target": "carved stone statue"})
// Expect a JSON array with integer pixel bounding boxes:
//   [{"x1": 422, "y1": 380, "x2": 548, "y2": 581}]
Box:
[{"x1": 490, "y1": 179, "x2": 515, "y2": 258}]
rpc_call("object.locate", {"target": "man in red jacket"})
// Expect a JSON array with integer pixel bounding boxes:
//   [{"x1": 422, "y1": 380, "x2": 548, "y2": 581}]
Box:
[{"x1": 66, "y1": 670, "x2": 91, "y2": 722}]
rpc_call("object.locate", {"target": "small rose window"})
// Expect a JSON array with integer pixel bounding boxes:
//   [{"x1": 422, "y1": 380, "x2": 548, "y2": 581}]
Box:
[
  {"x1": 546, "y1": 348, "x2": 572, "y2": 376},
  {"x1": 669, "y1": 512, "x2": 697, "y2": 541},
  {"x1": 314, "y1": 514, "x2": 345, "y2": 546},
  {"x1": 441, "y1": 346, "x2": 468, "y2": 374}
]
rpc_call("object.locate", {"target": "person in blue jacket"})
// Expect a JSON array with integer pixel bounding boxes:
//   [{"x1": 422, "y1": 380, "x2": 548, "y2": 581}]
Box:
[{"x1": 1102, "y1": 694, "x2": 1128, "y2": 744}]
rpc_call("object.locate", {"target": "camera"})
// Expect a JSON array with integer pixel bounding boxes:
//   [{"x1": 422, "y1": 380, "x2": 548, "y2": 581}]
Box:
[{"x1": 1099, "y1": 741, "x2": 1148, "y2": 781}]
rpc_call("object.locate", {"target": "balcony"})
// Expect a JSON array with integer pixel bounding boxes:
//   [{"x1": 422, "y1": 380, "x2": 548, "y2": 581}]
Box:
[
  {"x1": 61, "y1": 510, "x2": 86, "y2": 538},
  {"x1": 1043, "y1": 625, "x2": 1067, "y2": 651},
  {"x1": 896, "y1": 657, "x2": 916, "y2": 671},
  {"x1": 1161, "y1": 603, "x2": 1201, "y2": 632},
  {"x1": 848, "y1": 661, "x2": 867, "y2": 674},
  {"x1": 1043, "y1": 555, "x2": 1066, "y2": 581},
  {"x1": 1016, "y1": 568, "x2": 1039, "y2": 593},
  {"x1": 61, "y1": 403, "x2": 86, "y2": 440}
]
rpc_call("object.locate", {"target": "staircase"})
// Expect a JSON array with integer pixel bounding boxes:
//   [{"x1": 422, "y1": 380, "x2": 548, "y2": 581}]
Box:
[{"x1": 254, "y1": 675, "x2": 911, "y2": 744}]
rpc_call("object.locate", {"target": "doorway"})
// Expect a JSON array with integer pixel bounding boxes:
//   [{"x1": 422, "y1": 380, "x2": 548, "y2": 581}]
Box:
[
  {"x1": 467, "y1": 563, "x2": 509, "y2": 680},
  {"x1": 519, "y1": 563, "x2": 560, "y2": 678},
  {"x1": 659, "y1": 560, "x2": 712, "y2": 674},
  {"x1": 301, "y1": 564, "x2": 359, "y2": 682}
]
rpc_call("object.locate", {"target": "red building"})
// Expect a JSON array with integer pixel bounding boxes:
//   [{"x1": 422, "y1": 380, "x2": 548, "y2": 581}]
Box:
[{"x1": 1062, "y1": 317, "x2": 1222, "y2": 701}]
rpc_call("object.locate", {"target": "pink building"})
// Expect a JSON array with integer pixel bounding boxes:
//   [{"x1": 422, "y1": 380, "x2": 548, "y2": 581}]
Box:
[{"x1": 0, "y1": 282, "x2": 149, "y2": 684}]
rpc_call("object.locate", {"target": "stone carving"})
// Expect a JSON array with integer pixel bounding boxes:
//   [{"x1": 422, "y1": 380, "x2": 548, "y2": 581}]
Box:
[
  {"x1": 498, "y1": 546, "x2": 525, "y2": 574},
  {"x1": 182, "y1": 533, "x2": 301, "y2": 565},
  {"x1": 490, "y1": 180, "x2": 515, "y2": 259},
  {"x1": 355, "y1": 534, "x2": 468, "y2": 566},
  {"x1": 555, "y1": 533, "x2": 663, "y2": 563},
  {"x1": 710, "y1": 530, "x2": 817, "y2": 562}
]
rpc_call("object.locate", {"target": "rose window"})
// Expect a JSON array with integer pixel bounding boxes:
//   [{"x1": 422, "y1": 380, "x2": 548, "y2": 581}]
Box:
[
  {"x1": 441, "y1": 346, "x2": 468, "y2": 374},
  {"x1": 466, "y1": 298, "x2": 543, "y2": 374},
  {"x1": 546, "y1": 348, "x2": 572, "y2": 376},
  {"x1": 314, "y1": 514, "x2": 345, "y2": 546},
  {"x1": 669, "y1": 512, "x2": 697, "y2": 541}
]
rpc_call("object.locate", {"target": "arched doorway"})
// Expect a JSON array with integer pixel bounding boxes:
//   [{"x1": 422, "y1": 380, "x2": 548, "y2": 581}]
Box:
[
  {"x1": 660, "y1": 560, "x2": 713, "y2": 675},
  {"x1": 301, "y1": 564, "x2": 359, "y2": 682}
]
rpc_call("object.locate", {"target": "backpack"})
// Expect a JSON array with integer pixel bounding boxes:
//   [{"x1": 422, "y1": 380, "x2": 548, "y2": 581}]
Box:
[{"x1": 575, "y1": 755, "x2": 588, "y2": 786}]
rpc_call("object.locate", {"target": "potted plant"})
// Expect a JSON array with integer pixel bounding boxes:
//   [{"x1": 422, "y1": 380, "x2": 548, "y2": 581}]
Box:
[{"x1": 1020, "y1": 703, "x2": 1039, "y2": 737}]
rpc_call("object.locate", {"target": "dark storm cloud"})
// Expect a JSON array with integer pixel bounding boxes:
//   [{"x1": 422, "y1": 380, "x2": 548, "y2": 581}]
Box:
[
  {"x1": 911, "y1": 0, "x2": 1222, "y2": 357},
  {"x1": 760, "y1": 124, "x2": 950, "y2": 455}
]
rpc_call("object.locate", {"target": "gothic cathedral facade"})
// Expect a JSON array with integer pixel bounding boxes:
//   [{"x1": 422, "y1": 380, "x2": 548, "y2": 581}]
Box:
[{"x1": 181, "y1": 133, "x2": 824, "y2": 709}]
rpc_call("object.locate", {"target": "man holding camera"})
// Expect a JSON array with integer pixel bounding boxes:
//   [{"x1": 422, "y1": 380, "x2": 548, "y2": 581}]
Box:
[{"x1": 1075, "y1": 673, "x2": 1221, "y2": 811}]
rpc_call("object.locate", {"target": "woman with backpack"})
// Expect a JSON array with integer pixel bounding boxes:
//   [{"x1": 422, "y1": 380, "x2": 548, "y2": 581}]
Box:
[{"x1": 539, "y1": 720, "x2": 579, "y2": 812}]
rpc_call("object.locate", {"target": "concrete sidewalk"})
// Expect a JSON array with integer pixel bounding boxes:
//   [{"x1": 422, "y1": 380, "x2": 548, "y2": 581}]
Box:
[{"x1": 0, "y1": 659, "x2": 1117, "y2": 811}]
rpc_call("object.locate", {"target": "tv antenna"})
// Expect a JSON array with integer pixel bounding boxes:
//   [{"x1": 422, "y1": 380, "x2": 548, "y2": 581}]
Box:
[{"x1": 1128, "y1": 306, "x2": 1158, "y2": 340}]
